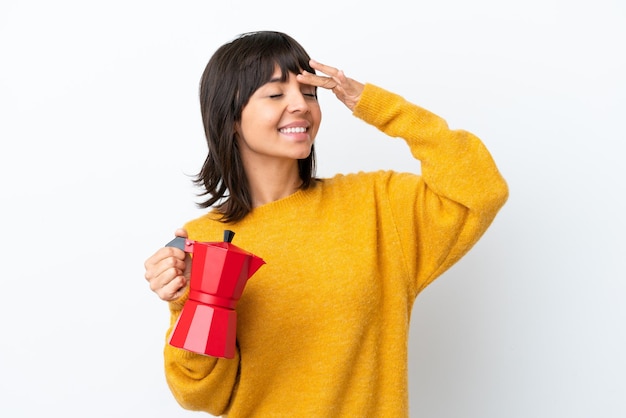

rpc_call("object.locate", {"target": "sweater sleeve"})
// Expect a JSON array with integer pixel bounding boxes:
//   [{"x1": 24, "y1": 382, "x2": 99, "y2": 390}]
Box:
[
  {"x1": 162, "y1": 272, "x2": 240, "y2": 415},
  {"x1": 353, "y1": 83, "x2": 509, "y2": 296}
]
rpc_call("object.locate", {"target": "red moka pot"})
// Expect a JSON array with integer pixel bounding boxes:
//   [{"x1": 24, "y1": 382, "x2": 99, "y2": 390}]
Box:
[{"x1": 165, "y1": 230, "x2": 265, "y2": 358}]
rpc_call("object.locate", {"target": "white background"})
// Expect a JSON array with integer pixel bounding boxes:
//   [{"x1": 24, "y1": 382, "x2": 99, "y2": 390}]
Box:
[{"x1": 1, "y1": 1, "x2": 624, "y2": 417}]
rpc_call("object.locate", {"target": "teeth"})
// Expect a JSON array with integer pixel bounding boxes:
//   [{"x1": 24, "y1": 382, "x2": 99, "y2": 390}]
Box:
[{"x1": 280, "y1": 127, "x2": 307, "y2": 134}]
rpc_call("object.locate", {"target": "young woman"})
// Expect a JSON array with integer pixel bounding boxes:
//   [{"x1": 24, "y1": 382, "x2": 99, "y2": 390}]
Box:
[{"x1": 144, "y1": 31, "x2": 508, "y2": 417}]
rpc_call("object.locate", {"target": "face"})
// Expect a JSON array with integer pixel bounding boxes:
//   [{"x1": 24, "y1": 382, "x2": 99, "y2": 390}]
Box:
[{"x1": 236, "y1": 66, "x2": 321, "y2": 166}]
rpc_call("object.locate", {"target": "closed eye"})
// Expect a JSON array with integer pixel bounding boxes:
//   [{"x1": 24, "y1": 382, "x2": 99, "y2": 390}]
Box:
[{"x1": 302, "y1": 88, "x2": 318, "y2": 99}]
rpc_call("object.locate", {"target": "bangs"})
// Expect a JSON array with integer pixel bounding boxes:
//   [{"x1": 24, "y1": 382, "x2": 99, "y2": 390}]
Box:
[
  {"x1": 235, "y1": 31, "x2": 315, "y2": 93},
  {"x1": 273, "y1": 48, "x2": 315, "y2": 81}
]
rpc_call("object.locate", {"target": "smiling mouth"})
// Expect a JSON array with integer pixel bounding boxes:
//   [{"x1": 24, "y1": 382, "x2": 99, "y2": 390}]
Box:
[{"x1": 279, "y1": 127, "x2": 308, "y2": 134}]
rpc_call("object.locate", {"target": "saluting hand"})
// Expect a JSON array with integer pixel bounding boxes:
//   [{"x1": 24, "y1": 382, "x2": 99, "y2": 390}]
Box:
[{"x1": 297, "y1": 59, "x2": 364, "y2": 112}]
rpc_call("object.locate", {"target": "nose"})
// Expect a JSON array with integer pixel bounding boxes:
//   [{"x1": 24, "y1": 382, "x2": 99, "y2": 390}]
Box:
[{"x1": 287, "y1": 90, "x2": 310, "y2": 113}]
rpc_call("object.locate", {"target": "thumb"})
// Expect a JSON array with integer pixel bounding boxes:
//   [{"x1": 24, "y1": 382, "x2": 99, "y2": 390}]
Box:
[{"x1": 174, "y1": 228, "x2": 188, "y2": 239}]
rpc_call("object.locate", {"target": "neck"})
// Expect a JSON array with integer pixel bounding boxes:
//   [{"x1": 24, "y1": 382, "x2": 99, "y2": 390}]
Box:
[{"x1": 246, "y1": 161, "x2": 303, "y2": 208}]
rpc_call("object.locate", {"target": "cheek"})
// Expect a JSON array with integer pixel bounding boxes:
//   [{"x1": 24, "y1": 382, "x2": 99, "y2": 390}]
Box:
[
  {"x1": 311, "y1": 107, "x2": 322, "y2": 138},
  {"x1": 241, "y1": 109, "x2": 280, "y2": 135}
]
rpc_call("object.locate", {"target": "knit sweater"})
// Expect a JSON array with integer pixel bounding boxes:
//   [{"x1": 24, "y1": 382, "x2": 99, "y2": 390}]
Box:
[{"x1": 163, "y1": 84, "x2": 509, "y2": 417}]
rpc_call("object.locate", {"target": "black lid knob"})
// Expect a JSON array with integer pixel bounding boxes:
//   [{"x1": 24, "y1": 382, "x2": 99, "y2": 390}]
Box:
[{"x1": 223, "y1": 230, "x2": 235, "y2": 243}]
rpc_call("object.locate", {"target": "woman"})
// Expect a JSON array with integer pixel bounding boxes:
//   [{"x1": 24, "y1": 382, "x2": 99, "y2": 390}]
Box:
[{"x1": 144, "y1": 31, "x2": 508, "y2": 417}]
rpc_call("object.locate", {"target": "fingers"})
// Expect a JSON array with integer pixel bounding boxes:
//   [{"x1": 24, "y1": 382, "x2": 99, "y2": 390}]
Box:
[
  {"x1": 310, "y1": 59, "x2": 353, "y2": 87},
  {"x1": 297, "y1": 59, "x2": 341, "y2": 89},
  {"x1": 296, "y1": 69, "x2": 337, "y2": 90},
  {"x1": 155, "y1": 274, "x2": 188, "y2": 301},
  {"x1": 297, "y1": 59, "x2": 364, "y2": 111},
  {"x1": 144, "y1": 229, "x2": 191, "y2": 301},
  {"x1": 144, "y1": 247, "x2": 186, "y2": 284}
]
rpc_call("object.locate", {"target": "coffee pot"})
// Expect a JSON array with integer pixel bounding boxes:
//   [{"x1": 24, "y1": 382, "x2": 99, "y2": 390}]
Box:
[{"x1": 165, "y1": 230, "x2": 265, "y2": 358}]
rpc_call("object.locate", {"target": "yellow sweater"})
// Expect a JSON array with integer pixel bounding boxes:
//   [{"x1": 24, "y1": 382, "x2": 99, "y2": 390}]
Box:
[{"x1": 163, "y1": 84, "x2": 509, "y2": 417}]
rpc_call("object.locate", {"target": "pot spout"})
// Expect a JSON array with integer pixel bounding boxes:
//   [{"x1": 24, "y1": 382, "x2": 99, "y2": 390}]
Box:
[{"x1": 248, "y1": 255, "x2": 266, "y2": 278}]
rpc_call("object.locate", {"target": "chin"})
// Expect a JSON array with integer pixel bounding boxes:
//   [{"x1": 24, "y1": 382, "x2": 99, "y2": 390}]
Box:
[
  {"x1": 289, "y1": 144, "x2": 313, "y2": 160},
  {"x1": 293, "y1": 150, "x2": 312, "y2": 160}
]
